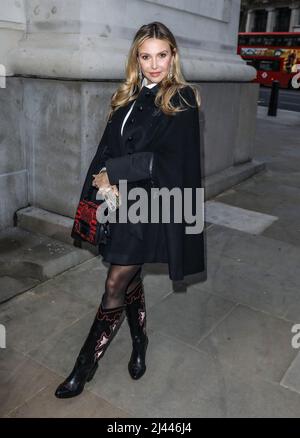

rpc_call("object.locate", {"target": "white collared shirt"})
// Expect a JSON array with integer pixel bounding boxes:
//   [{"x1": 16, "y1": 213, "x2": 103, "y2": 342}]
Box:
[
  {"x1": 99, "y1": 78, "x2": 157, "y2": 174},
  {"x1": 120, "y1": 78, "x2": 157, "y2": 136}
]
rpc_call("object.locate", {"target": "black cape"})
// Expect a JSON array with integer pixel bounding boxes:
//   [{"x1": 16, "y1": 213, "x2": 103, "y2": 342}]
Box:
[{"x1": 73, "y1": 83, "x2": 206, "y2": 282}]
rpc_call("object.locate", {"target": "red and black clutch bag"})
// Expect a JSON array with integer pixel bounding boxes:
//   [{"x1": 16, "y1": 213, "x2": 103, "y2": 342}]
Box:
[{"x1": 71, "y1": 185, "x2": 110, "y2": 246}]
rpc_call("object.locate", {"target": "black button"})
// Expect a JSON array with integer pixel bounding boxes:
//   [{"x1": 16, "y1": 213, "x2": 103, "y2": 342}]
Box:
[
  {"x1": 145, "y1": 91, "x2": 151, "y2": 96},
  {"x1": 130, "y1": 117, "x2": 135, "y2": 123},
  {"x1": 128, "y1": 136, "x2": 133, "y2": 141},
  {"x1": 139, "y1": 105, "x2": 143, "y2": 111}
]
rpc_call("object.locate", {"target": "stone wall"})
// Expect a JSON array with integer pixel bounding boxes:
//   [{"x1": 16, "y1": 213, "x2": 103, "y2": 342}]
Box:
[{"x1": 0, "y1": 0, "x2": 260, "y2": 230}]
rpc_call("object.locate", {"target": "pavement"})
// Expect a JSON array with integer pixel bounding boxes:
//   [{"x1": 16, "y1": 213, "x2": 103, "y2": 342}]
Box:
[{"x1": 1, "y1": 105, "x2": 300, "y2": 418}]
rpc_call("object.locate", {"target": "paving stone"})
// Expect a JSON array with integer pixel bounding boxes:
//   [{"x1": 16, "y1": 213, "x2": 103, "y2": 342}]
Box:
[
  {"x1": 0, "y1": 227, "x2": 93, "y2": 302},
  {"x1": 86, "y1": 331, "x2": 300, "y2": 418},
  {"x1": 206, "y1": 224, "x2": 300, "y2": 273},
  {"x1": 262, "y1": 217, "x2": 300, "y2": 247},
  {"x1": 7, "y1": 375, "x2": 131, "y2": 418},
  {"x1": 281, "y1": 352, "x2": 300, "y2": 394},
  {"x1": 0, "y1": 276, "x2": 40, "y2": 303},
  {"x1": 214, "y1": 187, "x2": 283, "y2": 216},
  {"x1": 0, "y1": 348, "x2": 58, "y2": 417},
  {"x1": 205, "y1": 201, "x2": 278, "y2": 234},
  {"x1": 235, "y1": 179, "x2": 300, "y2": 204},
  {"x1": 148, "y1": 287, "x2": 236, "y2": 345},
  {"x1": 197, "y1": 305, "x2": 297, "y2": 384},
  {"x1": 0, "y1": 285, "x2": 94, "y2": 354}
]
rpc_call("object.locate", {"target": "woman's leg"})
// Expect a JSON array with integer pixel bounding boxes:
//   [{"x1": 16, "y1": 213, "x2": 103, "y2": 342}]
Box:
[
  {"x1": 124, "y1": 266, "x2": 148, "y2": 379},
  {"x1": 55, "y1": 263, "x2": 142, "y2": 398},
  {"x1": 125, "y1": 265, "x2": 143, "y2": 295},
  {"x1": 102, "y1": 264, "x2": 143, "y2": 309}
]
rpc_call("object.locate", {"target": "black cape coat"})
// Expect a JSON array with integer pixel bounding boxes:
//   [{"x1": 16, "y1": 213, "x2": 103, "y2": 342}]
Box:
[{"x1": 74, "y1": 83, "x2": 206, "y2": 281}]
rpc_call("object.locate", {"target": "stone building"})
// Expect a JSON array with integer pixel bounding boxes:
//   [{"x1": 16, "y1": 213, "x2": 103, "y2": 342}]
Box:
[
  {"x1": 0, "y1": 0, "x2": 259, "y2": 234},
  {"x1": 240, "y1": 0, "x2": 300, "y2": 32}
]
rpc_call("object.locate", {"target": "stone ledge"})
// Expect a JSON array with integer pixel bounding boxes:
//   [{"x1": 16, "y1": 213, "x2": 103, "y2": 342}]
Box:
[
  {"x1": 0, "y1": 226, "x2": 94, "y2": 303},
  {"x1": 7, "y1": 45, "x2": 256, "y2": 82},
  {"x1": 205, "y1": 159, "x2": 266, "y2": 200},
  {"x1": 16, "y1": 206, "x2": 99, "y2": 255}
]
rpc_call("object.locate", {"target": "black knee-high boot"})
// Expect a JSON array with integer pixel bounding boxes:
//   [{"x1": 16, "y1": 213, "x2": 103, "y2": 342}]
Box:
[
  {"x1": 125, "y1": 280, "x2": 148, "y2": 380},
  {"x1": 55, "y1": 302, "x2": 125, "y2": 398}
]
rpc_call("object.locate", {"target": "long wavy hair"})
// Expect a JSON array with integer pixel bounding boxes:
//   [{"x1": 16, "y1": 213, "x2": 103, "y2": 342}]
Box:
[{"x1": 106, "y1": 21, "x2": 201, "y2": 121}]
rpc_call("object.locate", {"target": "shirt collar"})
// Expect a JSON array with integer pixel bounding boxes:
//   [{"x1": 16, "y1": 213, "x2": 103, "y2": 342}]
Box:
[{"x1": 141, "y1": 76, "x2": 160, "y2": 95}]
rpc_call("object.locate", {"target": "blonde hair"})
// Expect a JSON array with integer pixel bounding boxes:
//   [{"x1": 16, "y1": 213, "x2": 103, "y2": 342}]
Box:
[{"x1": 106, "y1": 21, "x2": 201, "y2": 122}]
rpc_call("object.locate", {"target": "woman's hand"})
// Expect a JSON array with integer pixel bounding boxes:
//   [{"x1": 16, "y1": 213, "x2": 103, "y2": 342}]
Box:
[{"x1": 92, "y1": 171, "x2": 119, "y2": 196}]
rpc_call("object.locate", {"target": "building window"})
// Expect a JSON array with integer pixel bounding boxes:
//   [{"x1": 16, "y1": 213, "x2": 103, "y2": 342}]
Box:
[
  {"x1": 274, "y1": 7, "x2": 291, "y2": 32},
  {"x1": 253, "y1": 9, "x2": 268, "y2": 32}
]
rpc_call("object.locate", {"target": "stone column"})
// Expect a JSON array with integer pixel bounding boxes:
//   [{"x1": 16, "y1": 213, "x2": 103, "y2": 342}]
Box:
[
  {"x1": 0, "y1": 0, "x2": 27, "y2": 230},
  {"x1": 245, "y1": 9, "x2": 255, "y2": 32},
  {"x1": 289, "y1": 6, "x2": 300, "y2": 32},
  {"x1": 0, "y1": 0, "x2": 261, "y2": 231},
  {"x1": 0, "y1": 0, "x2": 26, "y2": 75},
  {"x1": 266, "y1": 8, "x2": 277, "y2": 33}
]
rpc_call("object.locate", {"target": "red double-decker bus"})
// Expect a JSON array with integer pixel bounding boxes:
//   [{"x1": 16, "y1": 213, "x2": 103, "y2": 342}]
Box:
[{"x1": 238, "y1": 32, "x2": 300, "y2": 89}]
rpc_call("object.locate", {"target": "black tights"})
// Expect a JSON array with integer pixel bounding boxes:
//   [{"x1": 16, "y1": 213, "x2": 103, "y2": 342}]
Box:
[{"x1": 101, "y1": 264, "x2": 143, "y2": 309}]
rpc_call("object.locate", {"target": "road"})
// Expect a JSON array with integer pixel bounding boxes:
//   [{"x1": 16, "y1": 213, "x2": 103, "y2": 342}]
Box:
[{"x1": 259, "y1": 86, "x2": 300, "y2": 112}]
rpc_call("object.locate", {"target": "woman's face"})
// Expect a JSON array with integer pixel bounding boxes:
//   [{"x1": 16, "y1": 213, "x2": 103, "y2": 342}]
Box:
[{"x1": 137, "y1": 38, "x2": 174, "y2": 84}]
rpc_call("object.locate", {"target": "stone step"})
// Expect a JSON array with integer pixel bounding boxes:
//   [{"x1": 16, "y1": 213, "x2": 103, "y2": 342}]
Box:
[
  {"x1": 15, "y1": 206, "x2": 76, "y2": 246},
  {"x1": 15, "y1": 205, "x2": 99, "y2": 254},
  {"x1": 0, "y1": 227, "x2": 95, "y2": 303}
]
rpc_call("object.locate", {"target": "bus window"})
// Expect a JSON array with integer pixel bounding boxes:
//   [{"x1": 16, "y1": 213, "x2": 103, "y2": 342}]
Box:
[
  {"x1": 249, "y1": 36, "x2": 258, "y2": 45},
  {"x1": 239, "y1": 35, "x2": 247, "y2": 45},
  {"x1": 247, "y1": 36, "x2": 263, "y2": 45},
  {"x1": 286, "y1": 37, "x2": 294, "y2": 47},
  {"x1": 263, "y1": 36, "x2": 276, "y2": 46},
  {"x1": 246, "y1": 59, "x2": 259, "y2": 69},
  {"x1": 258, "y1": 60, "x2": 281, "y2": 71}
]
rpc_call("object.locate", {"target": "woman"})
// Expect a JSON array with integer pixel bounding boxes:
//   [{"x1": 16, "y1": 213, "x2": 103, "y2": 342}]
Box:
[{"x1": 55, "y1": 21, "x2": 205, "y2": 399}]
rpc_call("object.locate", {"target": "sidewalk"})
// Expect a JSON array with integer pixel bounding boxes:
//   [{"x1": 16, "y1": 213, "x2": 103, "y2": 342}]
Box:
[{"x1": 1, "y1": 107, "x2": 300, "y2": 417}]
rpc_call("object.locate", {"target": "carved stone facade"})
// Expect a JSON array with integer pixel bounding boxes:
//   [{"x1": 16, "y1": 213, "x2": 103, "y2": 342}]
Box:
[
  {"x1": 1, "y1": 0, "x2": 252, "y2": 81},
  {"x1": 0, "y1": 1, "x2": 261, "y2": 231},
  {"x1": 240, "y1": 0, "x2": 300, "y2": 32}
]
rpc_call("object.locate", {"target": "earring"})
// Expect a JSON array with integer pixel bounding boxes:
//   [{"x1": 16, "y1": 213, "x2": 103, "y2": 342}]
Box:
[
  {"x1": 138, "y1": 66, "x2": 143, "y2": 81},
  {"x1": 168, "y1": 63, "x2": 173, "y2": 79}
]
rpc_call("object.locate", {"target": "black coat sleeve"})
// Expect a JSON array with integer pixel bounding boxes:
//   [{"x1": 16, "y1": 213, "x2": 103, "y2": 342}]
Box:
[
  {"x1": 94, "y1": 123, "x2": 113, "y2": 171},
  {"x1": 78, "y1": 120, "x2": 113, "y2": 200},
  {"x1": 105, "y1": 152, "x2": 154, "y2": 185}
]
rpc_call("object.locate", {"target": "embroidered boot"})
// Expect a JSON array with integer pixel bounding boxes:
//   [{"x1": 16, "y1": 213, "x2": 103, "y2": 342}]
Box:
[
  {"x1": 55, "y1": 302, "x2": 125, "y2": 398},
  {"x1": 125, "y1": 280, "x2": 148, "y2": 380}
]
